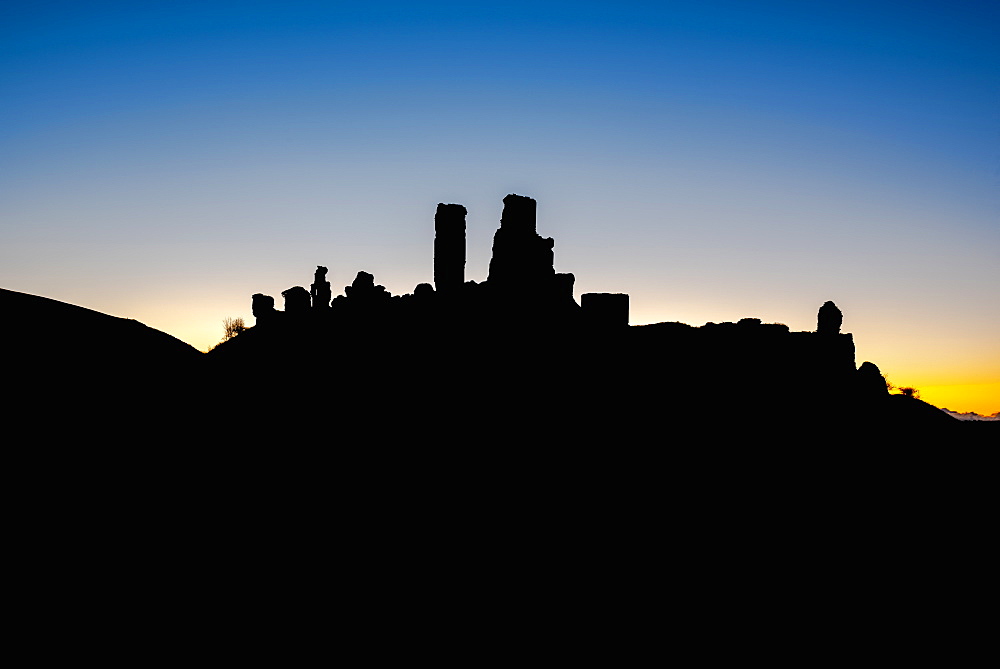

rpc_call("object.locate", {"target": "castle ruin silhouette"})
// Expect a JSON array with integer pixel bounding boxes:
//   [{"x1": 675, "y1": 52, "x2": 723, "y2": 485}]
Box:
[
  {"x1": 1, "y1": 193, "x2": 976, "y2": 445},
  {"x1": 205, "y1": 193, "x2": 923, "y2": 436}
]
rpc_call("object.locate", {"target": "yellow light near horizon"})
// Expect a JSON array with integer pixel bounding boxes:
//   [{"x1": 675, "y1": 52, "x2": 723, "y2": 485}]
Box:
[
  {"x1": 126, "y1": 302, "x2": 253, "y2": 354},
  {"x1": 916, "y1": 382, "x2": 1000, "y2": 417}
]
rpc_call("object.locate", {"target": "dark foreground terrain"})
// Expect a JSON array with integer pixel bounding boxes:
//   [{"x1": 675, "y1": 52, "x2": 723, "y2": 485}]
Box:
[
  {"x1": 5, "y1": 283, "x2": 993, "y2": 665},
  {"x1": 3, "y1": 287, "x2": 993, "y2": 444}
]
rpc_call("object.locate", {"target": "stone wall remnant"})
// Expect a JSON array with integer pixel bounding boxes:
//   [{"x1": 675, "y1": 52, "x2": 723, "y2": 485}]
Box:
[
  {"x1": 281, "y1": 286, "x2": 311, "y2": 313},
  {"x1": 582, "y1": 293, "x2": 630, "y2": 328},
  {"x1": 252, "y1": 293, "x2": 276, "y2": 324},
  {"x1": 857, "y1": 361, "x2": 890, "y2": 399},
  {"x1": 818, "y1": 301, "x2": 843, "y2": 335},
  {"x1": 487, "y1": 194, "x2": 555, "y2": 288},
  {"x1": 345, "y1": 271, "x2": 389, "y2": 301}
]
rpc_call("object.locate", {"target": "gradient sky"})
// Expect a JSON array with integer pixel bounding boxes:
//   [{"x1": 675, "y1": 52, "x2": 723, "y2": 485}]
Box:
[{"x1": 2, "y1": 1, "x2": 998, "y2": 413}]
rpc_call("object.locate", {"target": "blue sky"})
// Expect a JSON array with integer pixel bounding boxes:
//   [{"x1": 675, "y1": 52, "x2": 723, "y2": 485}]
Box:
[{"x1": 2, "y1": 1, "x2": 998, "y2": 411}]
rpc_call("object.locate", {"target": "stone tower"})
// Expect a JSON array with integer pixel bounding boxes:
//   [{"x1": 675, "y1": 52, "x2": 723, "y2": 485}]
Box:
[
  {"x1": 434, "y1": 203, "x2": 467, "y2": 294},
  {"x1": 310, "y1": 266, "x2": 331, "y2": 308},
  {"x1": 487, "y1": 194, "x2": 555, "y2": 289}
]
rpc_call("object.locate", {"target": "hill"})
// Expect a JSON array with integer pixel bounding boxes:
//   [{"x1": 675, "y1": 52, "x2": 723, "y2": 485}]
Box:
[
  {"x1": 1, "y1": 287, "x2": 201, "y2": 368},
  {"x1": 1, "y1": 288, "x2": 203, "y2": 428}
]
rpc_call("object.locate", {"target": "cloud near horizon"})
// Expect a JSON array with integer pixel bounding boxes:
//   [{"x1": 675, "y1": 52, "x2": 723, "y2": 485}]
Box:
[{"x1": 940, "y1": 409, "x2": 999, "y2": 422}]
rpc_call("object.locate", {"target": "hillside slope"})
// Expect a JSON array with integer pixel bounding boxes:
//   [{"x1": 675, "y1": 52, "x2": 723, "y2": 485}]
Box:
[
  {"x1": 1, "y1": 289, "x2": 203, "y2": 426},
  {"x1": 1, "y1": 288, "x2": 201, "y2": 366}
]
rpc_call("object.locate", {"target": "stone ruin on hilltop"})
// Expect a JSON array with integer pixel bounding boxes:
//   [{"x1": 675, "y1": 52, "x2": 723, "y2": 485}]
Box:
[
  {"x1": 249, "y1": 193, "x2": 621, "y2": 329},
  {"x1": 217, "y1": 194, "x2": 896, "y2": 427}
]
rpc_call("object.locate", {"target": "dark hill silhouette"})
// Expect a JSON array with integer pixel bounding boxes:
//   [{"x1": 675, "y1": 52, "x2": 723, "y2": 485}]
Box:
[
  {"x1": 0, "y1": 288, "x2": 200, "y2": 367},
  {"x1": 7, "y1": 199, "x2": 991, "y2": 654},
  {"x1": 1, "y1": 288, "x2": 202, "y2": 430},
  {"x1": 5, "y1": 195, "x2": 992, "y2": 442}
]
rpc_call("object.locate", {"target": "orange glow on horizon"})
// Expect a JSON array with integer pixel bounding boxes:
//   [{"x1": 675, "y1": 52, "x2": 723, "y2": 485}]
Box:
[
  {"x1": 126, "y1": 296, "x2": 998, "y2": 416},
  {"x1": 913, "y1": 382, "x2": 1000, "y2": 418}
]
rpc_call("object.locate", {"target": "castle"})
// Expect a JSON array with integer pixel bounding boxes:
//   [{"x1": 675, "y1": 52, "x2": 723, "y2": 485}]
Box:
[
  {"x1": 248, "y1": 193, "x2": 624, "y2": 329},
  {"x1": 213, "y1": 194, "x2": 895, "y2": 434}
]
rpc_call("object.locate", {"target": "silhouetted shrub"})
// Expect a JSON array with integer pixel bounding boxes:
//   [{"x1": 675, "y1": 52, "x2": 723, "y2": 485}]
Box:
[{"x1": 223, "y1": 317, "x2": 246, "y2": 341}]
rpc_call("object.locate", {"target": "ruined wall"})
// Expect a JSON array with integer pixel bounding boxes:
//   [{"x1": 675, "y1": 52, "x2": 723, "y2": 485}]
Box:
[
  {"x1": 487, "y1": 194, "x2": 555, "y2": 289},
  {"x1": 582, "y1": 293, "x2": 630, "y2": 328}
]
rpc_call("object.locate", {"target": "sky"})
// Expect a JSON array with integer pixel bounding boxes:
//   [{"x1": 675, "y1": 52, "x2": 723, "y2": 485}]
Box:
[{"x1": 2, "y1": 0, "x2": 998, "y2": 414}]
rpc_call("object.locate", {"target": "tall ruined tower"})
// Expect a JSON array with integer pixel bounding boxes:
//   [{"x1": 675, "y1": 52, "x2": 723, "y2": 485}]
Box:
[
  {"x1": 487, "y1": 194, "x2": 555, "y2": 289},
  {"x1": 434, "y1": 203, "x2": 467, "y2": 294},
  {"x1": 310, "y1": 265, "x2": 331, "y2": 308},
  {"x1": 484, "y1": 193, "x2": 577, "y2": 314}
]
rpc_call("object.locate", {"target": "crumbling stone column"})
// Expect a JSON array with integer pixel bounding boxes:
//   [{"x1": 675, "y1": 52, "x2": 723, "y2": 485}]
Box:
[
  {"x1": 500, "y1": 193, "x2": 536, "y2": 234},
  {"x1": 311, "y1": 265, "x2": 332, "y2": 308},
  {"x1": 857, "y1": 361, "x2": 890, "y2": 399},
  {"x1": 344, "y1": 271, "x2": 389, "y2": 301},
  {"x1": 252, "y1": 293, "x2": 276, "y2": 324},
  {"x1": 818, "y1": 301, "x2": 843, "y2": 335},
  {"x1": 487, "y1": 194, "x2": 555, "y2": 287},
  {"x1": 555, "y1": 273, "x2": 576, "y2": 302},
  {"x1": 281, "y1": 286, "x2": 311, "y2": 313},
  {"x1": 434, "y1": 204, "x2": 467, "y2": 295}
]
